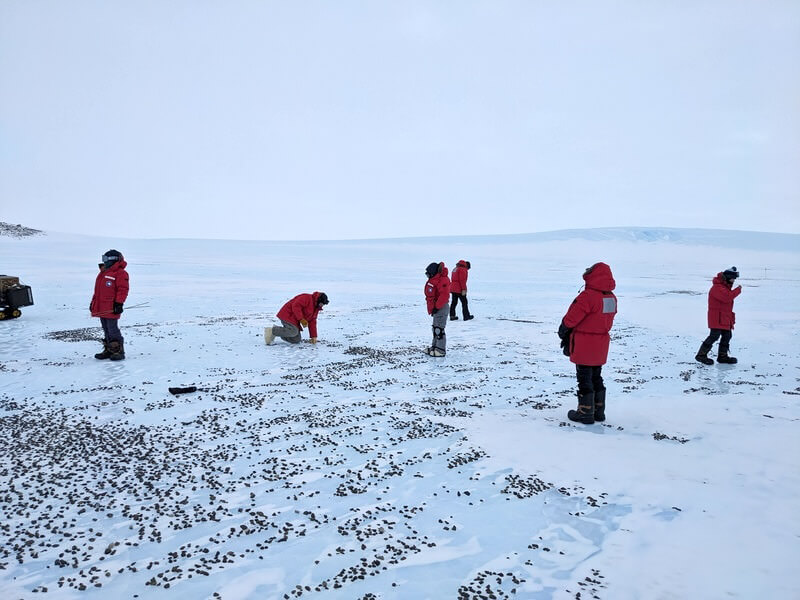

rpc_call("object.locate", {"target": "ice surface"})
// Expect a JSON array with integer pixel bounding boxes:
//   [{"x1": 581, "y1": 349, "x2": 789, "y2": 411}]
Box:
[{"x1": 0, "y1": 228, "x2": 798, "y2": 599}]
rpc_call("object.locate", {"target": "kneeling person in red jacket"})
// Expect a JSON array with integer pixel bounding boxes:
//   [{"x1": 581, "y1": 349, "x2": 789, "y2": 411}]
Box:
[
  {"x1": 265, "y1": 292, "x2": 329, "y2": 345},
  {"x1": 558, "y1": 263, "x2": 617, "y2": 424},
  {"x1": 90, "y1": 250, "x2": 129, "y2": 360},
  {"x1": 424, "y1": 262, "x2": 450, "y2": 357},
  {"x1": 695, "y1": 267, "x2": 741, "y2": 365}
]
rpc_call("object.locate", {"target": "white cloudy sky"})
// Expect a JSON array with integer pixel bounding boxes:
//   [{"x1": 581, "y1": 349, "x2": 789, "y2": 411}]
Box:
[{"x1": 1, "y1": 1, "x2": 798, "y2": 240}]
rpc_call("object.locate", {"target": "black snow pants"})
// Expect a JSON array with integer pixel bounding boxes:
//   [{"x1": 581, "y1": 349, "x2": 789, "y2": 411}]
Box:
[
  {"x1": 576, "y1": 364, "x2": 604, "y2": 396},
  {"x1": 100, "y1": 318, "x2": 124, "y2": 344},
  {"x1": 449, "y1": 292, "x2": 471, "y2": 319},
  {"x1": 702, "y1": 328, "x2": 733, "y2": 353}
]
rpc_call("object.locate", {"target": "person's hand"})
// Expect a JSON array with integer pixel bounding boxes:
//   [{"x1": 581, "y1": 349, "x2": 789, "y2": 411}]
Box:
[
  {"x1": 735, "y1": 285, "x2": 742, "y2": 292},
  {"x1": 462, "y1": 291, "x2": 467, "y2": 297},
  {"x1": 300, "y1": 318, "x2": 309, "y2": 327},
  {"x1": 310, "y1": 337, "x2": 317, "y2": 344},
  {"x1": 113, "y1": 302, "x2": 124, "y2": 314},
  {"x1": 430, "y1": 307, "x2": 438, "y2": 316}
]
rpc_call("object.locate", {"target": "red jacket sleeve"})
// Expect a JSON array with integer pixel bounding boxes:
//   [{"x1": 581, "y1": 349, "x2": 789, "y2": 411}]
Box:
[
  {"x1": 292, "y1": 296, "x2": 307, "y2": 323},
  {"x1": 116, "y1": 270, "x2": 130, "y2": 304},
  {"x1": 436, "y1": 277, "x2": 451, "y2": 310},
  {"x1": 563, "y1": 293, "x2": 590, "y2": 329},
  {"x1": 710, "y1": 284, "x2": 740, "y2": 303},
  {"x1": 309, "y1": 316, "x2": 318, "y2": 338}
]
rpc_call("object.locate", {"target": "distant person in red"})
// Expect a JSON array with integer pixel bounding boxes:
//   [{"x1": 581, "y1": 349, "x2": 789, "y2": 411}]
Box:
[
  {"x1": 558, "y1": 262, "x2": 617, "y2": 424},
  {"x1": 424, "y1": 262, "x2": 450, "y2": 357},
  {"x1": 90, "y1": 249, "x2": 129, "y2": 361},
  {"x1": 695, "y1": 267, "x2": 741, "y2": 365},
  {"x1": 449, "y1": 259, "x2": 473, "y2": 321},
  {"x1": 265, "y1": 292, "x2": 329, "y2": 345}
]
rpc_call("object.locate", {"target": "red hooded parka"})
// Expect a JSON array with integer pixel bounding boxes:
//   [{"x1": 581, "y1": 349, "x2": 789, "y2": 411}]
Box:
[
  {"x1": 707, "y1": 273, "x2": 741, "y2": 330},
  {"x1": 277, "y1": 292, "x2": 325, "y2": 338},
  {"x1": 425, "y1": 263, "x2": 451, "y2": 315},
  {"x1": 562, "y1": 262, "x2": 617, "y2": 366},
  {"x1": 90, "y1": 257, "x2": 129, "y2": 320},
  {"x1": 451, "y1": 260, "x2": 469, "y2": 294}
]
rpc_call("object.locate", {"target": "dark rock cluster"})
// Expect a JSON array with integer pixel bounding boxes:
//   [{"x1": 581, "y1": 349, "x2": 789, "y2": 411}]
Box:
[
  {"x1": 12, "y1": 312, "x2": 756, "y2": 598},
  {"x1": 0, "y1": 222, "x2": 43, "y2": 237}
]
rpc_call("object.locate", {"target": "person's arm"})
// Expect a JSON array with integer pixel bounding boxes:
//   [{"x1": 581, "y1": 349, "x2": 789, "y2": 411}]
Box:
[
  {"x1": 562, "y1": 293, "x2": 590, "y2": 329},
  {"x1": 437, "y1": 278, "x2": 451, "y2": 309},
  {"x1": 308, "y1": 316, "x2": 318, "y2": 339},
  {"x1": 116, "y1": 270, "x2": 130, "y2": 304},
  {"x1": 425, "y1": 282, "x2": 435, "y2": 314},
  {"x1": 710, "y1": 283, "x2": 741, "y2": 303},
  {"x1": 292, "y1": 296, "x2": 307, "y2": 324}
]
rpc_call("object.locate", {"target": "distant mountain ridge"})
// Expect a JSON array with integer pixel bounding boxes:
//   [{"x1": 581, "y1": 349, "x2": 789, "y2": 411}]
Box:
[
  {"x1": 2, "y1": 223, "x2": 797, "y2": 252},
  {"x1": 374, "y1": 227, "x2": 800, "y2": 253}
]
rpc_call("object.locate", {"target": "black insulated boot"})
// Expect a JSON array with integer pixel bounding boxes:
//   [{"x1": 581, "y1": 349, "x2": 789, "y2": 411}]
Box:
[
  {"x1": 717, "y1": 351, "x2": 737, "y2": 364},
  {"x1": 108, "y1": 341, "x2": 125, "y2": 361},
  {"x1": 695, "y1": 343, "x2": 714, "y2": 365},
  {"x1": 594, "y1": 389, "x2": 606, "y2": 422},
  {"x1": 94, "y1": 342, "x2": 111, "y2": 360},
  {"x1": 568, "y1": 392, "x2": 595, "y2": 424}
]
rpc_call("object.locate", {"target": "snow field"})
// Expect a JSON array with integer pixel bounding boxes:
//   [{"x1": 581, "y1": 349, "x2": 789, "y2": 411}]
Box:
[{"x1": 0, "y1": 228, "x2": 798, "y2": 599}]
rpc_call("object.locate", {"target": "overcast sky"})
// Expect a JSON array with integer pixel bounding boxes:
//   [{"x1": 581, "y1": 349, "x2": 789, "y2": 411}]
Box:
[{"x1": 1, "y1": 1, "x2": 798, "y2": 240}]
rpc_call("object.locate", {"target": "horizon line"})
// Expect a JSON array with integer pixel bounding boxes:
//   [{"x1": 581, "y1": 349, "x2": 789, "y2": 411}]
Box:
[{"x1": 3, "y1": 223, "x2": 799, "y2": 244}]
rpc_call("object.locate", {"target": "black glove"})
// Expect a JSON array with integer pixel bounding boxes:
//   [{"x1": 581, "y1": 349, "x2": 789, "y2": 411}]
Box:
[
  {"x1": 113, "y1": 302, "x2": 124, "y2": 314},
  {"x1": 558, "y1": 322, "x2": 572, "y2": 356},
  {"x1": 431, "y1": 307, "x2": 438, "y2": 316}
]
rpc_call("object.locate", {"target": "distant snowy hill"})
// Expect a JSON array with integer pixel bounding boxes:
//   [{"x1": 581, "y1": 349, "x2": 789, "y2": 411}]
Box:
[
  {"x1": 373, "y1": 227, "x2": 800, "y2": 253},
  {"x1": 3, "y1": 223, "x2": 799, "y2": 252}
]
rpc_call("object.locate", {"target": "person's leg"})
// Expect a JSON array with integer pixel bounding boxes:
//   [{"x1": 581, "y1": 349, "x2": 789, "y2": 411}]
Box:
[
  {"x1": 719, "y1": 329, "x2": 732, "y2": 352},
  {"x1": 696, "y1": 329, "x2": 721, "y2": 365},
  {"x1": 576, "y1": 364, "x2": 595, "y2": 395},
  {"x1": 104, "y1": 318, "x2": 125, "y2": 360},
  {"x1": 591, "y1": 366, "x2": 606, "y2": 421},
  {"x1": 105, "y1": 318, "x2": 123, "y2": 344},
  {"x1": 95, "y1": 319, "x2": 112, "y2": 359},
  {"x1": 717, "y1": 330, "x2": 736, "y2": 363},
  {"x1": 431, "y1": 304, "x2": 449, "y2": 355},
  {"x1": 569, "y1": 365, "x2": 595, "y2": 424},
  {"x1": 449, "y1": 293, "x2": 459, "y2": 319},
  {"x1": 273, "y1": 320, "x2": 301, "y2": 343},
  {"x1": 461, "y1": 294, "x2": 472, "y2": 319},
  {"x1": 100, "y1": 318, "x2": 110, "y2": 342}
]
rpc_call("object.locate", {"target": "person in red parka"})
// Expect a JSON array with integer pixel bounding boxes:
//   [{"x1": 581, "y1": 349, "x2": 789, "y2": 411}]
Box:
[
  {"x1": 558, "y1": 262, "x2": 617, "y2": 424},
  {"x1": 264, "y1": 292, "x2": 329, "y2": 345},
  {"x1": 90, "y1": 249, "x2": 129, "y2": 360},
  {"x1": 424, "y1": 262, "x2": 450, "y2": 357},
  {"x1": 695, "y1": 267, "x2": 742, "y2": 365},
  {"x1": 449, "y1": 259, "x2": 473, "y2": 321}
]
